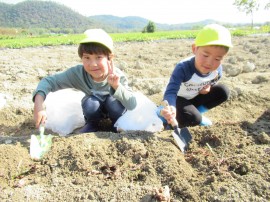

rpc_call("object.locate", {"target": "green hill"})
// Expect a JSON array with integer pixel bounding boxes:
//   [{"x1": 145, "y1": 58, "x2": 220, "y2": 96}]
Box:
[
  {"x1": 0, "y1": 1, "x2": 219, "y2": 33},
  {"x1": 0, "y1": 0, "x2": 257, "y2": 34},
  {"x1": 89, "y1": 15, "x2": 221, "y2": 31},
  {"x1": 0, "y1": 1, "x2": 151, "y2": 33},
  {"x1": 0, "y1": 1, "x2": 94, "y2": 33},
  {"x1": 88, "y1": 15, "x2": 150, "y2": 32}
]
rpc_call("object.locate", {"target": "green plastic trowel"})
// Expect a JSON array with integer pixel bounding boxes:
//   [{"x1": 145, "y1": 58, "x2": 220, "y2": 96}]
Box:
[{"x1": 30, "y1": 124, "x2": 53, "y2": 160}]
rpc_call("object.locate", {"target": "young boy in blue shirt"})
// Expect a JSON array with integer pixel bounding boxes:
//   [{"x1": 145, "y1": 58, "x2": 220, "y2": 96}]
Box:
[
  {"x1": 33, "y1": 29, "x2": 137, "y2": 133},
  {"x1": 159, "y1": 24, "x2": 232, "y2": 128}
]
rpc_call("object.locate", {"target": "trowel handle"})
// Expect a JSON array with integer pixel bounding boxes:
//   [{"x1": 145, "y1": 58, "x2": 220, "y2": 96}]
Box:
[
  {"x1": 161, "y1": 100, "x2": 179, "y2": 127},
  {"x1": 39, "y1": 124, "x2": 45, "y2": 139}
]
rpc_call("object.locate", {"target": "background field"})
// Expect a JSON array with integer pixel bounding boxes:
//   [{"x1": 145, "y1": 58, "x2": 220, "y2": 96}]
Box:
[{"x1": 1, "y1": 26, "x2": 270, "y2": 48}]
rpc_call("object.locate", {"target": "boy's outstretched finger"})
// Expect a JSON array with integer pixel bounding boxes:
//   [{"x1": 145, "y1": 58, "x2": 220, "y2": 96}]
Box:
[{"x1": 108, "y1": 60, "x2": 114, "y2": 75}]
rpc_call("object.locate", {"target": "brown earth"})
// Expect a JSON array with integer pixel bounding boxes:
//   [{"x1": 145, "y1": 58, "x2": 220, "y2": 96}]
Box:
[{"x1": 0, "y1": 36, "x2": 270, "y2": 201}]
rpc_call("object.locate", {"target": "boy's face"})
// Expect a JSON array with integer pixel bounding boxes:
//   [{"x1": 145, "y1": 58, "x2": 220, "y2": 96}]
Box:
[
  {"x1": 82, "y1": 53, "x2": 109, "y2": 82},
  {"x1": 192, "y1": 44, "x2": 227, "y2": 74}
]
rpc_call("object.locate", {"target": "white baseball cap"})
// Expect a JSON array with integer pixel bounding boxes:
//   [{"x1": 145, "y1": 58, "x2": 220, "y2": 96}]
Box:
[{"x1": 80, "y1": 29, "x2": 113, "y2": 52}]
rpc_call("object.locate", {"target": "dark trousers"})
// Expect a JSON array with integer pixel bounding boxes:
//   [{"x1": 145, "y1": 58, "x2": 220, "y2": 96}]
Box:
[
  {"x1": 176, "y1": 84, "x2": 229, "y2": 127},
  {"x1": 82, "y1": 95, "x2": 126, "y2": 125}
]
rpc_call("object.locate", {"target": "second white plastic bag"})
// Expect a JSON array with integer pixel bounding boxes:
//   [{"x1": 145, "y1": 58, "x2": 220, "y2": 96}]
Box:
[{"x1": 114, "y1": 92, "x2": 163, "y2": 132}]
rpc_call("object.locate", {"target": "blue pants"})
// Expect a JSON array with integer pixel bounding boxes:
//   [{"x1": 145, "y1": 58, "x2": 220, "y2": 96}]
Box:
[{"x1": 82, "y1": 95, "x2": 126, "y2": 124}]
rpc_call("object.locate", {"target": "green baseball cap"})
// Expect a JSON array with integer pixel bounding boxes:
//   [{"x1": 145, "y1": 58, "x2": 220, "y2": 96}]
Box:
[
  {"x1": 195, "y1": 24, "x2": 233, "y2": 48},
  {"x1": 80, "y1": 29, "x2": 113, "y2": 52}
]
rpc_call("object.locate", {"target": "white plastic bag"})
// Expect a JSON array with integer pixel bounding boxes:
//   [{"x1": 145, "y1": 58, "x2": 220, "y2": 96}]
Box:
[
  {"x1": 114, "y1": 92, "x2": 163, "y2": 132},
  {"x1": 44, "y1": 89, "x2": 85, "y2": 136}
]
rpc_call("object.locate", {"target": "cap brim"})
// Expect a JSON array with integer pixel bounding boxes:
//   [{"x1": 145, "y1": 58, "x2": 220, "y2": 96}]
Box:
[{"x1": 80, "y1": 39, "x2": 113, "y2": 52}]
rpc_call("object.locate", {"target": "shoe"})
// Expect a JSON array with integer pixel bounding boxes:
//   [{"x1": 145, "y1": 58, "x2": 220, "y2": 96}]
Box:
[
  {"x1": 197, "y1": 105, "x2": 208, "y2": 114},
  {"x1": 110, "y1": 126, "x2": 118, "y2": 133},
  {"x1": 79, "y1": 122, "x2": 98, "y2": 133},
  {"x1": 200, "y1": 116, "x2": 212, "y2": 126}
]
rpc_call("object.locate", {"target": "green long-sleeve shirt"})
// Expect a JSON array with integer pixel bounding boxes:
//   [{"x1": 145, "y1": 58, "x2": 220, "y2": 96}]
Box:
[{"x1": 32, "y1": 65, "x2": 137, "y2": 110}]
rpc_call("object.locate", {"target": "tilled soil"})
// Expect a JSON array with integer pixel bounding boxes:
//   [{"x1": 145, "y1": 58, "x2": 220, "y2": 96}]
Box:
[{"x1": 0, "y1": 36, "x2": 270, "y2": 201}]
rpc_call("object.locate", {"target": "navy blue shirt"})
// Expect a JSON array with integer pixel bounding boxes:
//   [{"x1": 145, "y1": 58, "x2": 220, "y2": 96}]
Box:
[{"x1": 164, "y1": 56, "x2": 222, "y2": 107}]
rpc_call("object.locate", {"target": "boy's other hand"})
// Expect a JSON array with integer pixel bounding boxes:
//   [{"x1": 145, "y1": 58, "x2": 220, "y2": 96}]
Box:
[
  {"x1": 107, "y1": 60, "x2": 120, "y2": 90},
  {"x1": 199, "y1": 84, "x2": 211, "y2": 94}
]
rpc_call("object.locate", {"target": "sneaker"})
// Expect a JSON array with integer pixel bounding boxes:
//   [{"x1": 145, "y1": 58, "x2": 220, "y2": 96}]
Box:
[
  {"x1": 79, "y1": 122, "x2": 98, "y2": 133},
  {"x1": 110, "y1": 126, "x2": 118, "y2": 133},
  {"x1": 197, "y1": 105, "x2": 208, "y2": 114},
  {"x1": 200, "y1": 116, "x2": 212, "y2": 126}
]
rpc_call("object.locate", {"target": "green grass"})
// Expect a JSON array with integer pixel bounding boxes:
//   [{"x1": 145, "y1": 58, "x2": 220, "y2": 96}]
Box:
[
  {"x1": 110, "y1": 30, "x2": 198, "y2": 42},
  {"x1": 0, "y1": 27, "x2": 269, "y2": 49},
  {"x1": 0, "y1": 34, "x2": 83, "y2": 49}
]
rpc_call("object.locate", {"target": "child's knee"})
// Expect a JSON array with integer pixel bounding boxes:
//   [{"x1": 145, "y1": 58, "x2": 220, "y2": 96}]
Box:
[
  {"x1": 217, "y1": 84, "x2": 230, "y2": 101},
  {"x1": 107, "y1": 101, "x2": 126, "y2": 119},
  {"x1": 82, "y1": 98, "x2": 101, "y2": 119},
  {"x1": 178, "y1": 111, "x2": 201, "y2": 127}
]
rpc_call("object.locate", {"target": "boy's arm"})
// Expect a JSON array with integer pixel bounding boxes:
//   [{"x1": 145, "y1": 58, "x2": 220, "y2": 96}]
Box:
[
  {"x1": 164, "y1": 64, "x2": 184, "y2": 107},
  {"x1": 111, "y1": 67, "x2": 137, "y2": 110},
  {"x1": 158, "y1": 63, "x2": 186, "y2": 123},
  {"x1": 113, "y1": 82, "x2": 137, "y2": 111}
]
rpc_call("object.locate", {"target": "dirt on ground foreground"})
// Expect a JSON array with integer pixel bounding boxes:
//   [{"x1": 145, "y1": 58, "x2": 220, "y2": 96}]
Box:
[{"x1": 0, "y1": 35, "x2": 270, "y2": 201}]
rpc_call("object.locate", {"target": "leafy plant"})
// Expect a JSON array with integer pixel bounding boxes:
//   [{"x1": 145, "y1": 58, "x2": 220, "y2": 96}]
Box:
[{"x1": 142, "y1": 21, "x2": 156, "y2": 33}]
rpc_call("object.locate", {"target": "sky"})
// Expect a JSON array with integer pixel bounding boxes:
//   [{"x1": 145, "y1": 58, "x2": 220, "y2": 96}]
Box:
[{"x1": 2, "y1": 0, "x2": 270, "y2": 24}]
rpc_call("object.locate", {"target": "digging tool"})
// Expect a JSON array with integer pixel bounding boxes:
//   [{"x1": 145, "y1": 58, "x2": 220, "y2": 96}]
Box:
[
  {"x1": 30, "y1": 124, "x2": 53, "y2": 160},
  {"x1": 162, "y1": 100, "x2": 192, "y2": 153}
]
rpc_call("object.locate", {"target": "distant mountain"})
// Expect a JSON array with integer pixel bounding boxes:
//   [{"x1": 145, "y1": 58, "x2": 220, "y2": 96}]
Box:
[
  {"x1": 88, "y1": 16, "x2": 222, "y2": 32},
  {"x1": 0, "y1": 1, "x2": 95, "y2": 33},
  {"x1": 1, "y1": 1, "x2": 147, "y2": 33},
  {"x1": 157, "y1": 19, "x2": 221, "y2": 30},
  {"x1": 88, "y1": 15, "x2": 150, "y2": 32},
  {"x1": 0, "y1": 1, "x2": 256, "y2": 34}
]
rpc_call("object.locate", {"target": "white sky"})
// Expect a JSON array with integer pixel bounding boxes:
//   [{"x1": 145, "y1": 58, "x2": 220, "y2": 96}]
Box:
[{"x1": 2, "y1": 0, "x2": 270, "y2": 24}]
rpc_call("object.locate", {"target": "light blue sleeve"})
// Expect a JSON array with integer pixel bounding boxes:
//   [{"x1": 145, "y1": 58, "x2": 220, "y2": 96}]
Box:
[{"x1": 155, "y1": 105, "x2": 167, "y2": 123}]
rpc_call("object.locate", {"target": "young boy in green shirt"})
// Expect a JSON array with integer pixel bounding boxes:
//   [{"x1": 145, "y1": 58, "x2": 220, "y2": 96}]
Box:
[{"x1": 33, "y1": 29, "x2": 137, "y2": 133}]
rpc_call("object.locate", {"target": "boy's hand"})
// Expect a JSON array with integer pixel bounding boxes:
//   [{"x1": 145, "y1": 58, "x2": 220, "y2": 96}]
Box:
[
  {"x1": 107, "y1": 60, "x2": 120, "y2": 90},
  {"x1": 34, "y1": 109, "x2": 47, "y2": 129},
  {"x1": 161, "y1": 105, "x2": 176, "y2": 125},
  {"x1": 34, "y1": 94, "x2": 47, "y2": 128},
  {"x1": 199, "y1": 84, "x2": 211, "y2": 94}
]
